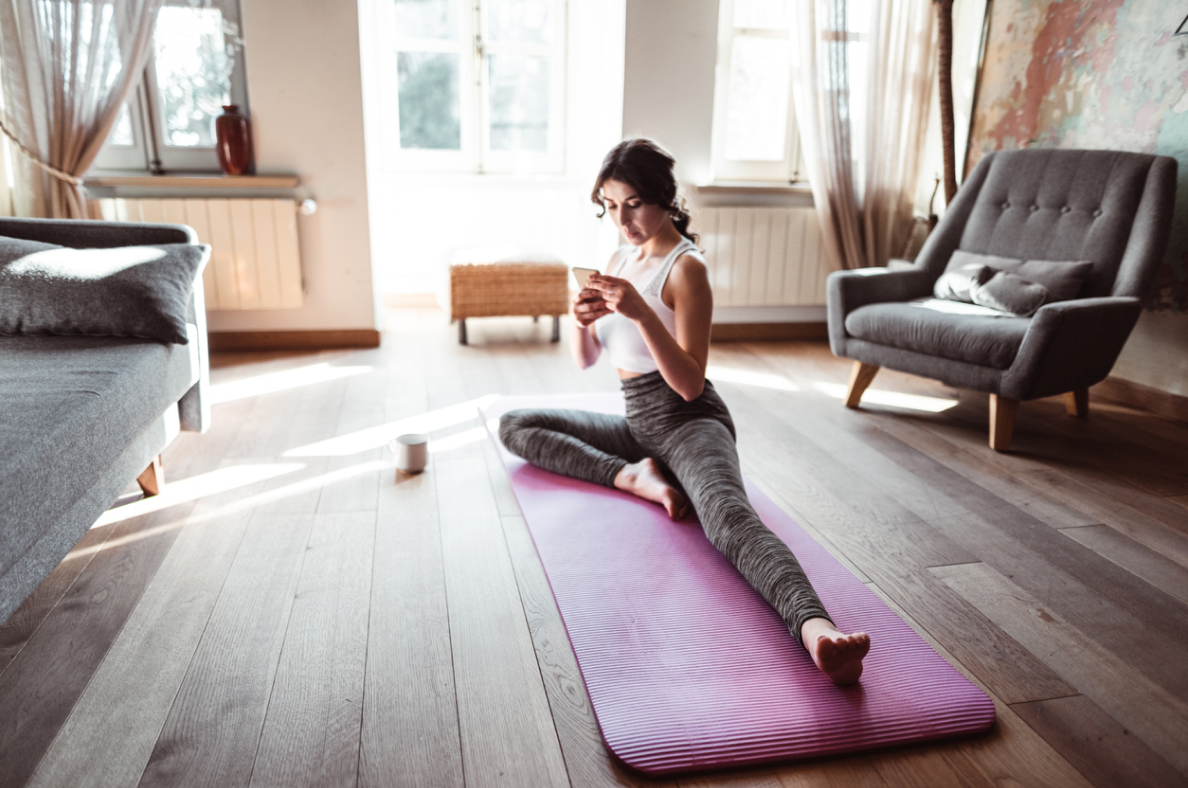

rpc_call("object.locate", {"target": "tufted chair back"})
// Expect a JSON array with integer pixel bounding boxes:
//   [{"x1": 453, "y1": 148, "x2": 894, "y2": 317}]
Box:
[{"x1": 917, "y1": 149, "x2": 1177, "y2": 300}]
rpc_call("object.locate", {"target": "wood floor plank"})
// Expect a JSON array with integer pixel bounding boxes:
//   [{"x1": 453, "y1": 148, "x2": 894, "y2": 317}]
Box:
[
  {"x1": 868, "y1": 582, "x2": 1092, "y2": 788},
  {"x1": 0, "y1": 503, "x2": 196, "y2": 788},
  {"x1": 821, "y1": 413, "x2": 1188, "y2": 704},
  {"x1": 0, "y1": 524, "x2": 115, "y2": 675},
  {"x1": 436, "y1": 453, "x2": 570, "y2": 788},
  {"x1": 27, "y1": 505, "x2": 254, "y2": 788},
  {"x1": 358, "y1": 467, "x2": 464, "y2": 788},
  {"x1": 932, "y1": 561, "x2": 1188, "y2": 775},
  {"x1": 318, "y1": 352, "x2": 387, "y2": 514},
  {"x1": 1060, "y1": 524, "x2": 1188, "y2": 606},
  {"x1": 869, "y1": 414, "x2": 1098, "y2": 530},
  {"x1": 1020, "y1": 467, "x2": 1188, "y2": 557},
  {"x1": 249, "y1": 512, "x2": 374, "y2": 788},
  {"x1": 137, "y1": 513, "x2": 316, "y2": 787},
  {"x1": 1011, "y1": 694, "x2": 1188, "y2": 788}
]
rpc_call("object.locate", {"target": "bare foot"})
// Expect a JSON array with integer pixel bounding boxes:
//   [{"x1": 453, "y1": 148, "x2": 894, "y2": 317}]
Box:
[
  {"x1": 800, "y1": 617, "x2": 870, "y2": 685},
  {"x1": 613, "y1": 458, "x2": 689, "y2": 520}
]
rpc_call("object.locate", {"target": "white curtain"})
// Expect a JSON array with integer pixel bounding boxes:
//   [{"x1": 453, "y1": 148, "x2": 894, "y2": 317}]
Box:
[
  {"x1": 0, "y1": 0, "x2": 162, "y2": 218},
  {"x1": 791, "y1": 0, "x2": 936, "y2": 270}
]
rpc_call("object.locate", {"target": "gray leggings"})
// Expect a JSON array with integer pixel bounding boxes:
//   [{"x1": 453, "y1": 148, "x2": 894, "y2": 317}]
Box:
[{"x1": 498, "y1": 371, "x2": 832, "y2": 644}]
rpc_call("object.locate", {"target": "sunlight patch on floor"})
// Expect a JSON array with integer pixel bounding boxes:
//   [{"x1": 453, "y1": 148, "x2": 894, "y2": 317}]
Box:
[
  {"x1": 283, "y1": 394, "x2": 499, "y2": 457},
  {"x1": 210, "y1": 362, "x2": 373, "y2": 404},
  {"x1": 82, "y1": 459, "x2": 396, "y2": 549},
  {"x1": 91, "y1": 463, "x2": 306, "y2": 528},
  {"x1": 427, "y1": 426, "x2": 489, "y2": 454},
  {"x1": 813, "y1": 382, "x2": 959, "y2": 413},
  {"x1": 706, "y1": 364, "x2": 800, "y2": 392}
]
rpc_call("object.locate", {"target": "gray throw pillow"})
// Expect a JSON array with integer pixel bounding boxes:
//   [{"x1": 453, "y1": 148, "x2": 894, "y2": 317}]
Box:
[
  {"x1": 936, "y1": 250, "x2": 1093, "y2": 304},
  {"x1": 970, "y1": 271, "x2": 1049, "y2": 317},
  {"x1": 0, "y1": 235, "x2": 210, "y2": 344},
  {"x1": 933, "y1": 262, "x2": 995, "y2": 302}
]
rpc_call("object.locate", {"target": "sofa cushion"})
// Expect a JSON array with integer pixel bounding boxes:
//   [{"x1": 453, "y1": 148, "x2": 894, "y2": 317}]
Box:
[
  {"x1": 0, "y1": 334, "x2": 198, "y2": 578},
  {"x1": 844, "y1": 299, "x2": 1032, "y2": 370},
  {"x1": 0, "y1": 236, "x2": 209, "y2": 344}
]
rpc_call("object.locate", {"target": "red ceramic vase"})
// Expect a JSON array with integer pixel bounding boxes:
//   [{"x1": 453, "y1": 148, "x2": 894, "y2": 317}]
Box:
[{"x1": 215, "y1": 105, "x2": 253, "y2": 176}]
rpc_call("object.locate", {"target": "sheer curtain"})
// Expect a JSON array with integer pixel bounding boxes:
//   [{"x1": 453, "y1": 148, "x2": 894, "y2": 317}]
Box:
[
  {"x1": 0, "y1": 0, "x2": 162, "y2": 218},
  {"x1": 790, "y1": 0, "x2": 936, "y2": 270}
]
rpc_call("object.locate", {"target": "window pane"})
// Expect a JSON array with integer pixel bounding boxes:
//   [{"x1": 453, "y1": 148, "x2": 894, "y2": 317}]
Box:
[
  {"x1": 733, "y1": 0, "x2": 788, "y2": 30},
  {"x1": 394, "y1": 0, "x2": 459, "y2": 40},
  {"x1": 153, "y1": 6, "x2": 232, "y2": 148},
  {"x1": 725, "y1": 36, "x2": 789, "y2": 161},
  {"x1": 486, "y1": 0, "x2": 550, "y2": 45},
  {"x1": 487, "y1": 54, "x2": 548, "y2": 152},
  {"x1": 397, "y1": 51, "x2": 462, "y2": 149},
  {"x1": 110, "y1": 103, "x2": 134, "y2": 146}
]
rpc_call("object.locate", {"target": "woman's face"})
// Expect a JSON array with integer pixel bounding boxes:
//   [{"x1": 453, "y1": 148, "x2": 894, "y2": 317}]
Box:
[{"x1": 601, "y1": 179, "x2": 670, "y2": 246}]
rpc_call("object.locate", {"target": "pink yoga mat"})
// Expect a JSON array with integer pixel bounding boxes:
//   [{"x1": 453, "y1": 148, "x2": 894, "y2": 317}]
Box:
[{"x1": 483, "y1": 394, "x2": 995, "y2": 775}]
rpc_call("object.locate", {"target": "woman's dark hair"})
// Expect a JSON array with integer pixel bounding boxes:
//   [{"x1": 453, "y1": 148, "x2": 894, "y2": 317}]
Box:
[{"x1": 591, "y1": 138, "x2": 698, "y2": 244}]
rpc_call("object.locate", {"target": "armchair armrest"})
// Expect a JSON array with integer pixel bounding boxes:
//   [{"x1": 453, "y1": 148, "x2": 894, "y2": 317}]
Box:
[
  {"x1": 1002, "y1": 297, "x2": 1142, "y2": 401},
  {"x1": 0, "y1": 216, "x2": 197, "y2": 248},
  {"x1": 827, "y1": 268, "x2": 935, "y2": 354}
]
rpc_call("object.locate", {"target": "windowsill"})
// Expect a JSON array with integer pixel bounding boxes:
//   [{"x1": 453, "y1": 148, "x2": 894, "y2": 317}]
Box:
[
  {"x1": 84, "y1": 173, "x2": 300, "y2": 189},
  {"x1": 694, "y1": 181, "x2": 813, "y2": 196}
]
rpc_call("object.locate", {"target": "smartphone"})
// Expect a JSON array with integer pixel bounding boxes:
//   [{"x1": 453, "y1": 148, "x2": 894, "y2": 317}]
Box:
[{"x1": 572, "y1": 267, "x2": 600, "y2": 290}]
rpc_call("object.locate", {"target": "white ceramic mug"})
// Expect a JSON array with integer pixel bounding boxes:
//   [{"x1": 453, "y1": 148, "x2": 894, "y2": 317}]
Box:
[{"x1": 392, "y1": 433, "x2": 428, "y2": 474}]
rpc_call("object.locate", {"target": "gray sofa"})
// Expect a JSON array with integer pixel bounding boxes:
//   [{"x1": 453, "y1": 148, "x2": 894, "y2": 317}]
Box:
[
  {"x1": 0, "y1": 217, "x2": 210, "y2": 623},
  {"x1": 827, "y1": 149, "x2": 1177, "y2": 450}
]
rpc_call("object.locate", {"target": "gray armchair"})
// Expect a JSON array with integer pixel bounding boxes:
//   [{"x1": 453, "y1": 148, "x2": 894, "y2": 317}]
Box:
[{"x1": 827, "y1": 149, "x2": 1177, "y2": 451}]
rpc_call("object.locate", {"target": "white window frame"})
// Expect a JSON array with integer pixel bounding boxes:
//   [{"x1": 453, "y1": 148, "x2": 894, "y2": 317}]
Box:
[
  {"x1": 89, "y1": 0, "x2": 248, "y2": 174},
  {"x1": 377, "y1": 0, "x2": 566, "y2": 174},
  {"x1": 710, "y1": 0, "x2": 802, "y2": 184}
]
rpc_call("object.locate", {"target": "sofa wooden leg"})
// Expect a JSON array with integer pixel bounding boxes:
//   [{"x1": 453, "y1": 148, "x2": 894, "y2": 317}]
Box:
[
  {"x1": 551, "y1": 315, "x2": 560, "y2": 342},
  {"x1": 458, "y1": 319, "x2": 468, "y2": 345},
  {"x1": 1063, "y1": 388, "x2": 1089, "y2": 418},
  {"x1": 137, "y1": 455, "x2": 164, "y2": 497},
  {"x1": 989, "y1": 395, "x2": 1019, "y2": 452},
  {"x1": 845, "y1": 362, "x2": 880, "y2": 408}
]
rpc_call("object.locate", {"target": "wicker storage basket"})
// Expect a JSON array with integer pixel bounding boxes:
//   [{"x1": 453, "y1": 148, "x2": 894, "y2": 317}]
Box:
[
  {"x1": 449, "y1": 255, "x2": 570, "y2": 344},
  {"x1": 449, "y1": 260, "x2": 569, "y2": 322}
]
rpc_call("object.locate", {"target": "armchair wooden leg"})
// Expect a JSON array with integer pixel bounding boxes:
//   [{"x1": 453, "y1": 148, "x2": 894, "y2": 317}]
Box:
[
  {"x1": 845, "y1": 362, "x2": 880, "y2": 408},
  {"x1": 989, "y1": 395, "x2": 1019, "y2": 452},
  {"x1": 1063, "y1": 388, "x2": 1089, "y2": 418},
  {"x1": 137, "y1": 455, "x2": 164, "y2": 497}
]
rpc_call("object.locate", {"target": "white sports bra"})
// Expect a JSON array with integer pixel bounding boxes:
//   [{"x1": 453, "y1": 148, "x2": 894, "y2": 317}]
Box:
[{"x1": 594, "y1": 238, "x2": 703, "y2": 374}]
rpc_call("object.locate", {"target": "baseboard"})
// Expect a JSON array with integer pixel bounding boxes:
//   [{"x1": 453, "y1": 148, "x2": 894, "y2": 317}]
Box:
[
  {"x1": 208, "y1": 329, "x2": 382, "y2": 352},
  {"x1": 1092, "y1": 376, "x2": 1188, "y2": 424},
  {"x1": 711, "y1": 322, "x2": 829, "y2": 342}
]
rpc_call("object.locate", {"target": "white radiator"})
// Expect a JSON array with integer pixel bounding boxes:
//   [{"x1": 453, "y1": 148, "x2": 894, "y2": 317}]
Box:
[
  {"x1": 97, "y1": 198, "x2": 304, "y2": 311},
  {"x1": 692, "y1": 207, "x2": 834, "y2": 308}
]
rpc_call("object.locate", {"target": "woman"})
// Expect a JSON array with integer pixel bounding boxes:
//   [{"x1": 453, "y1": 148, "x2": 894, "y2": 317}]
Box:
[{"x1": 499, "y1": 138, "x2": 870, "y2": 684}]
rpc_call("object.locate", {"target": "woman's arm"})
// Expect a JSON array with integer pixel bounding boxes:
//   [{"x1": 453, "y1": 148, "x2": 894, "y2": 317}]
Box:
[
  {"x1": 571, "y1": 287, "x2": 608, "y2": 369},
  {"x1": 591, "y1": 255, "x2": 713, "y2": 400}
]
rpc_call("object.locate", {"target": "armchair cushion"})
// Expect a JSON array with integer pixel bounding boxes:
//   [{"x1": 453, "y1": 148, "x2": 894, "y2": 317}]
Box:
[
  {"x1": 970, "y1": 271, "x2": 1049, "y2": 316},
  {"x1": 0, "y1": 235, "x2": 210, "y2": 344},
  {"x1": 845, "y1": 299, "x2": 1031, "y2": 370},
  {"x1": 934, "y1": 250, "x2": 1094, "y2": 304}
]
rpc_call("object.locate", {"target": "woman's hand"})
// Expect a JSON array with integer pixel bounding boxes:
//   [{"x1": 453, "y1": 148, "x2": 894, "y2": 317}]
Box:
[
  {"x1": 588, "y1": 274, "x2": 651, "y2": 322},
  {"x1": 572, "y1": 288, "x2": 611, "y2": 327}
]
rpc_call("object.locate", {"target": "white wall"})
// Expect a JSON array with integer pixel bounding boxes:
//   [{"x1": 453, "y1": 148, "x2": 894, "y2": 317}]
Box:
[
  {"x1": 210, "y1": 0, "x2": 379, "y2": 332},
  {"x1": 621, "y1": 0, "x2": 720, "y2": 188},
  {"x1": 1113, "y1": 312, "x2": 1188, "y2": 398}
]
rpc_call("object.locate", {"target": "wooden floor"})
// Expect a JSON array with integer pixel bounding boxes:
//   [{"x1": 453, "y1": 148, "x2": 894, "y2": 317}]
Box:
[{"x1": 3, "y1": 307, "x2": 1188, "y2": 788}]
